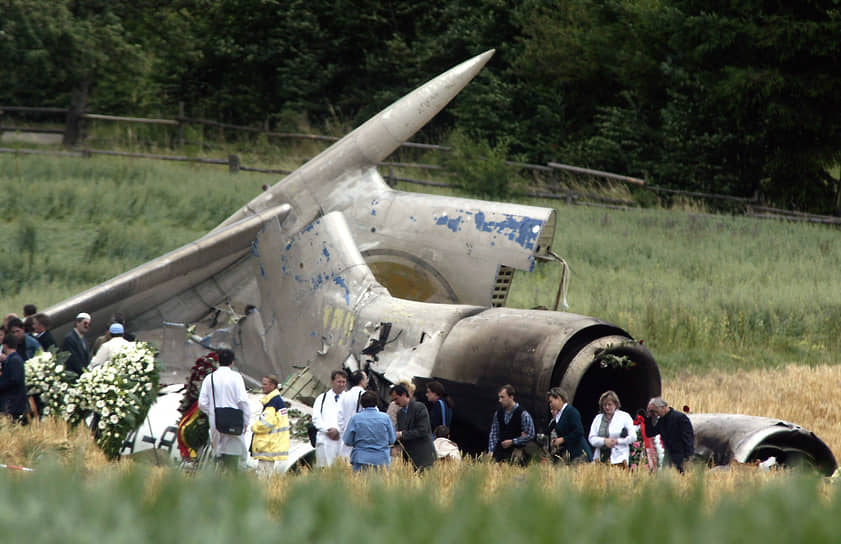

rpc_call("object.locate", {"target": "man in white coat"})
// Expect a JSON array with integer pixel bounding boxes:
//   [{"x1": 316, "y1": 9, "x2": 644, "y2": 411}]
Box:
[
  {"x1": 336, "y1": 370, "x2": 368, "y2": 460},
  {"x1": 198, "y1": 348, "x2": 251, "y2": 470},
  {"x1": 311, "y1": 369, "x2": 347, "y2": 467},
  {"x1": 90, "y1": 323, "x2": 133, "y2": 368}
]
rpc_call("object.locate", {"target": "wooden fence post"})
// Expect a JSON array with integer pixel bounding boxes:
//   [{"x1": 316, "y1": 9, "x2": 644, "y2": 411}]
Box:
[
  {"x1": 63, "y1": 80, "x2": 89, "y2": 147},
  {"x1": 834, "y1": 175, "x2": 841, "y2": 217},
  {"x1": 178, "y1": 102, "x2": 185, "y2": 148},
  {"x1": 228, "y1": 154, "x2": 240, "y2": 173}
]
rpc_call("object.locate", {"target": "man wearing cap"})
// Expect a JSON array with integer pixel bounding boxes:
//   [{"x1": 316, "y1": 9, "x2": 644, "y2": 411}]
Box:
[
  {"x1": 90, "y1": 323, "x2": 133, "y2": 368},
  {"x1": 61, "y1": 312, "x2": 92, "y2": 377}
]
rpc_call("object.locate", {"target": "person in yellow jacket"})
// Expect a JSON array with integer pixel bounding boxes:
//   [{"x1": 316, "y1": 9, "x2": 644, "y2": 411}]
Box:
[{"x1": 250, "y1": 375, "x2": 290, "y2": 477}]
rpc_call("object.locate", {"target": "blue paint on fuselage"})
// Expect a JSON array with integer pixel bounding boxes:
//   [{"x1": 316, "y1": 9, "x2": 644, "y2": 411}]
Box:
[
  {"x1": 250, "y1": 241, "x2": 265, "y2": 276},
  {"x1": 433, "y1": 210, "x2": 543, "y2": 250},
  {"x1": 435, "y1": 214, "x2": 463, "y2": 232},
  {"x1": 333, "y1": 276, "x2": 350, "y2": 305},
  {"x1": 473, "y1": 211, "x2": 542, "y2": 250}
]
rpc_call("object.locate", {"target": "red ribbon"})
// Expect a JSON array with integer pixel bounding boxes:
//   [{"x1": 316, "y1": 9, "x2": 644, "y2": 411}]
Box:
[{"x1": 635, "y1": 414, "x2": 658, "y2": 472}]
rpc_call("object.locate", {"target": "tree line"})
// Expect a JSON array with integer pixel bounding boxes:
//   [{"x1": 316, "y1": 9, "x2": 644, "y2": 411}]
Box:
[{"x1": 2, "y1": 0, "x2": 840, "y2": 212}]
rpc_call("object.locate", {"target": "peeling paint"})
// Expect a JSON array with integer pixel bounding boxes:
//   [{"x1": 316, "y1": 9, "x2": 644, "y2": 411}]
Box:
[
  {"x1": 435, "y1": 214, "x2": 463, "y2": 232},
  {"x1": 333, "y1": 276, "x2": 351, "y2": 305},
  {"x1": 251, "y1": 241, "x2": 265, "y2": 277},
  {"x1": 473, "y1": 212, "x2": 543, "y2": 250}
]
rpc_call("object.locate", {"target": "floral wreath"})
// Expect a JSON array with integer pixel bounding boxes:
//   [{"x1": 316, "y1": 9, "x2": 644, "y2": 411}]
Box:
[{"x1": 26, "y1": 342, "x2": 160, "y2": 460}]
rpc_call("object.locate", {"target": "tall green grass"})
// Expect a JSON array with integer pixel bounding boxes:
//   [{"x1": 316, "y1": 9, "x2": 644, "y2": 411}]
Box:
[
  {"x1": 0, "y1": 154, "x2": 268, "y2": 299},
  {"x1": 505, "y1": 202, "x2": 841, "y2": 374},
  {"x1": 2, "y1": 153, "x2": 839, "y2": 376},
  {"x1": 1, "y1": 462, "x2": 839, "y2": 543}
]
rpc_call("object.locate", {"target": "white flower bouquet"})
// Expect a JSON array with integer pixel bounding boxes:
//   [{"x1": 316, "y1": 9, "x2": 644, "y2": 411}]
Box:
[
  {"x1": 75, "y1": 342, "x2": 160, "y2": 459},
  {"x1": 25, "y1": 349, "x2": 76, "y2": 419},
  {"x1": 25, "y1": 342, "x2": 160, "y2": 460}
]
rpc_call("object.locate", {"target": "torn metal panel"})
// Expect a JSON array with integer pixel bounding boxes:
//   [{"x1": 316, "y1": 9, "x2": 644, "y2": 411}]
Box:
[
  {"x1": 247, "y1": 211, "x2": 479, "y2": 387},
  {"x1": 47, "y1": 204, "x2": 291, "y2": 343},
  {"x1": 690, "y1": 413, "x2": 838, "y2": 475}
]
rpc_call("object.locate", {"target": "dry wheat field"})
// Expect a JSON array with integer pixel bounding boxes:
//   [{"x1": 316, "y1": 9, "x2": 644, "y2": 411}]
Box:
[{"x1": 2, "y1": 364, "x2": 838, "y2": 512}]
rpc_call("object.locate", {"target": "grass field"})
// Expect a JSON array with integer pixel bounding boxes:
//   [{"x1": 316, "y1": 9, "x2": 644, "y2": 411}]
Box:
[
  {"x1": 2, "y1": 417, "x2": 840, "y2": 542},
  {"x1": 2, "y1": 150, "x2": 841, "y2": 541}
]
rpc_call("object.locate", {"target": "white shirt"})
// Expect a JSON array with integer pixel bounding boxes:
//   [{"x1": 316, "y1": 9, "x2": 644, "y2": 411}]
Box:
[
  {"x1": 336, "y1": 386, "x2": 365, "y2": 435},
  {"x1": 433, "y1": 437, "x2": 461, "y2": 461},
  {"x1": 588, "y1": 409, "x2": 637, "y2": 465},
  {"x1": 198, "y1": 366, "x2": 251, "y2": 456},
  {"x1": 336, "y1": 385, "x2": 365, "y2": 459},
  {"x1": 312, "y1": 389, "x2": 344, "y2": 467},
  {"x1": 90, "y1": 337, "x2": 132, "y2": 368},
  {"x1": 554, "y1": 403, "x2": 568, "y2": 425},
  {"x1": 312, "y1": 390, "x2": 342, "y2": 439}
]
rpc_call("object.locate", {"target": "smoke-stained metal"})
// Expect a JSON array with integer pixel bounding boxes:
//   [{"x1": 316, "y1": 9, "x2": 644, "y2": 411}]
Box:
[
  {"x1": 247, "y1": 212, "x2": 660, "y2": 453},
  {"x1": 690, "y1": 413, "x2": 838, "y2": 475}
]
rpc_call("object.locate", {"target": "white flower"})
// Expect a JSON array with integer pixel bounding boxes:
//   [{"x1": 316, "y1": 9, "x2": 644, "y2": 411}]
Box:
[
  {"x1": 109, "y1": 414, "x2": 120, "y2": 424},
  {"x1": 55, "y1": 364, "x2": 64, "y2": 373}
]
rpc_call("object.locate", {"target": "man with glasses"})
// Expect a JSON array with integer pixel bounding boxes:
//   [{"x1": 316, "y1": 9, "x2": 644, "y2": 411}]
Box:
[{"x1": 61, "y1": 312, "x2": 92, "y2": 378}]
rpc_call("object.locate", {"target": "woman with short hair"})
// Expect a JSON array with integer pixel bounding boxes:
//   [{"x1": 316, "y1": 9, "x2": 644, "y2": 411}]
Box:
[{"x1": 588, "y1": 390, "x2": 636, "y2": 466}]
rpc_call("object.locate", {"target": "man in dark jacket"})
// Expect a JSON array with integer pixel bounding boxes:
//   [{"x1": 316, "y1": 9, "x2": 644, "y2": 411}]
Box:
[
  {"x1": 645, "y1": 397, "x2": 695, "y2": 472},
  {"x1": 547, "y1": 387, "x2": 592, "y2": 463},
  {"x1": 32, "y1": 312, "x2": 57, "y2": 351},
  {"x1": 0, "y1": 332, "x2": 28, "y2": 422},
  {"x1": 393, "y1": 384, "x2": 436, "y2": 470},
  {"x1": 61, "y1": 312, "x2": 92, "y2": 378}
]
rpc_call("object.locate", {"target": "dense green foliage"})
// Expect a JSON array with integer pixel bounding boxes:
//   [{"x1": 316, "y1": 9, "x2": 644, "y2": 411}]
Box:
[
  {"x1": 1, "y1": 153, "x2": 839, "y2": 377},
  {"x1": 1, "y1": 463, "x2": 840, "y2": 543},
  {"x1": 2, "y1": 0, "x2": 839, "y2": 210}
]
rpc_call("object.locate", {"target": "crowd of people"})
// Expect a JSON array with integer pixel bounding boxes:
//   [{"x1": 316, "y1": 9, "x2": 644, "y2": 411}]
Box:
[
  {"x1": 3, "y1": 305, "x2": 693, "y2": 475},
  {"x1": 197, "y1": 356, "x2": 693, "y2": 475},
  {"x1": 493, "y1": 383, "x2": 695, "y2": 472},
  {"x1": 0, "y1": 306, "x2": 137, "y2": 424}
]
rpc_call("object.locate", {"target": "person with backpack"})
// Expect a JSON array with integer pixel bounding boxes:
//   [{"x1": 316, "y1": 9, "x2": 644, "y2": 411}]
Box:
[{"x1": 198, "y1": 349, "x2": 250, "y2": 471}]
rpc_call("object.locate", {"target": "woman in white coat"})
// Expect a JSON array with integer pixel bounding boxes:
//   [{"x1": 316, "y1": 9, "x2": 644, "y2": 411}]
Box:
[{"x1": 589, "y1": 390, "x2": 636, "y2": 466}]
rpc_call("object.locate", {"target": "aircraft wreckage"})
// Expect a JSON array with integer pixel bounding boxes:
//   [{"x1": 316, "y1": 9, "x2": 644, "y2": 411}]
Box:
[{"x1": 44, "y1": 50, "x2": 836, "y2": 474}]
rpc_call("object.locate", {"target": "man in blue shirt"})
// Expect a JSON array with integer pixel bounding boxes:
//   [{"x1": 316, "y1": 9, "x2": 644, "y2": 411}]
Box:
[{"x1": 342, "y1": 391, "x2": 396, "y2": 471}]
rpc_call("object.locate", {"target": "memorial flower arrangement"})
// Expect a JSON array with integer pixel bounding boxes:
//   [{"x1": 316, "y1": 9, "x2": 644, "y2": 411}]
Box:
[
  {"x1": 628, "y1": 418, "x2": 665, "y2": 471},
  {"x1": 74, "y1": 342, "x2": 160, "y2": 459},
  {"x1": 26, "y1": 342, "x2": 160, "y2": 460},
  {"x1": 176, "y1": 352, "x2": 218, "y2": 460},
  {"x1": 25, "y1": 349, "x2": 77, "y2": 419},
  {"x1": 178, "y1": 352, "x2": 218, "y2": 415}
]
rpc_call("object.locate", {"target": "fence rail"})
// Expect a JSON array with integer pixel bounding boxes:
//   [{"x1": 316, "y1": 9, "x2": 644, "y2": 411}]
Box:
[{"x1": 2, "y1": 104, "x2": 839, "y2": 223}]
